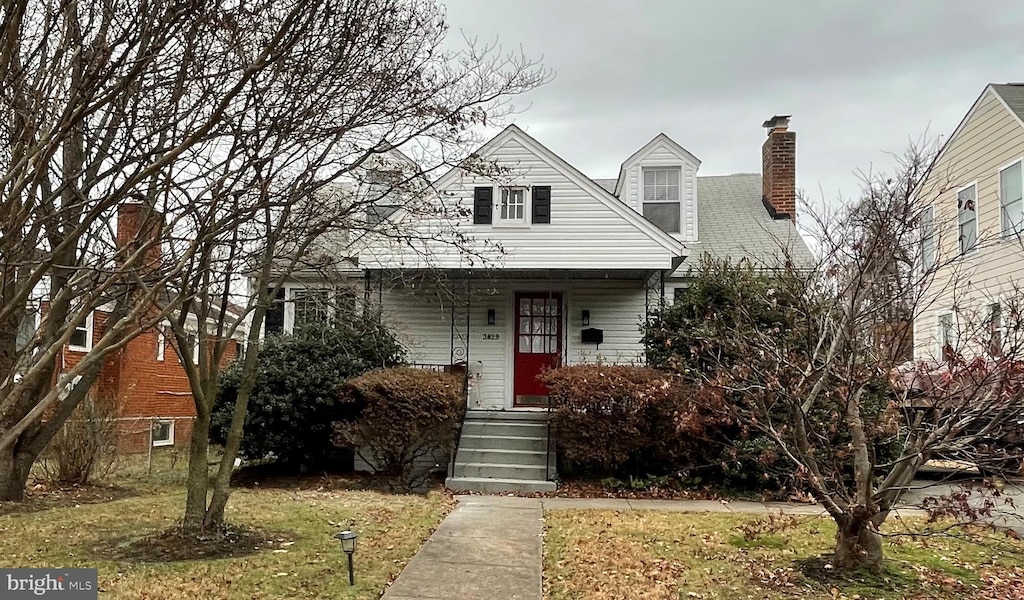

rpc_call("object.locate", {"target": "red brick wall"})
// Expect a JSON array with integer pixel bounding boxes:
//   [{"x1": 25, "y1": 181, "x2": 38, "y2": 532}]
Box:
[
  {"x1": 762, "y1": 128, "x2": 797, "y2": 220},
  {"x1": 55, "y1": 310, "x2": 239, "y2": 454}
]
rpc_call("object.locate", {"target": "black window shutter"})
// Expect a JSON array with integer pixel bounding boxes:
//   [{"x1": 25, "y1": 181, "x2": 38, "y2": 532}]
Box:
[
  {"x1": 265, "y1": 287, "x2": 286, "y2": 335},
  {"x1": 473, "y1": 187, "x2": 493, "y2": 224},
  {"x1": 532, "y1": 186, "x2": 551, "y2": 224}
]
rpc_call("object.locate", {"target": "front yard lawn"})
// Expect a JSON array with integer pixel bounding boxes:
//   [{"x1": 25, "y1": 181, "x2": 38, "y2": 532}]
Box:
[
  {"x1": 0, "y1": 484, "x2": 450, "y2": 599},
  {"x1": 544, "y1": 510, "x2": 1024, "y2": 599}
]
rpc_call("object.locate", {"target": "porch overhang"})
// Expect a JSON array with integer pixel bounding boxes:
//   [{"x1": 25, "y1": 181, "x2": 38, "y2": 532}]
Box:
[{"x1": 364, "y1": 267, "x2": 674, "y2": 281}]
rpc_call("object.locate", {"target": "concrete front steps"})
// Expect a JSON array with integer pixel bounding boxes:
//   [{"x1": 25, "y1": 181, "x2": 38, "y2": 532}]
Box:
[{"x1": 445, "y1": 410, "x2": 557, "y2": 493}]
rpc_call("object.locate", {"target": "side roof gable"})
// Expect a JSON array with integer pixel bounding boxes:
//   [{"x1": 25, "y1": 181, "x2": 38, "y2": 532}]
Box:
[
  {"x1": 916, "y1": 84, "x2": 1024, "y2": 199},
  {"x1": 434, "y1": 124, "x2": 685, "y2": 256},
  {"x1": 613, "y1": 133, "x2": 701, "y2": 196}
]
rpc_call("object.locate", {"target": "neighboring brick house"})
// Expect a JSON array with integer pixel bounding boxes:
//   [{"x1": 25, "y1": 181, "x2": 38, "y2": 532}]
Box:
[{"x1": 49, "y1": 204, "x2": 240, "y2": 453}]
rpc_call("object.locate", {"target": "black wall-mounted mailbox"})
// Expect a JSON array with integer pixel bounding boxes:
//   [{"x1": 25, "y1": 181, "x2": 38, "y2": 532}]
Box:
[{"x1": 581, "y1": 327, "x2": 604, "y2": 345}]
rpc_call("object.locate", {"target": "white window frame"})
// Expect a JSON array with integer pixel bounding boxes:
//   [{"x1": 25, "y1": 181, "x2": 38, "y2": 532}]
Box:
[
  {"x1": 920, "y1": 205, "x2": 936, "y2": 270},
  {"x1": 957, "y1": 182, "x2": 979, "y2": 256},
  {"x1": 642, "y1": 167, "x2": 682, "y2": 234},
  {"x1": 937, "y1": 311, "x2": 957, "y2": 357},
  {"x1": 496, "y1": 186, "x2": 528, "y2": 226},
  {"x1": 156, "y1": 329, "x2": 165, "y2": 361},
  {"x1": 151, "y1": 419, "x2": 174, "y2": 447},
  {"x1": 999, "y1": 158, "x2": 1023, "y2": 238},
  {"x1": 68, "y1": 311, "x2": 94, "y2": 352},
  {"x1": 987, "y1": 301, "x2": 1004, "y2": 356}
]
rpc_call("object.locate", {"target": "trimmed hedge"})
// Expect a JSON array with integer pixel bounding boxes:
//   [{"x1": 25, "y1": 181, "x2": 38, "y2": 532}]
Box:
[
  {"x1": 541, "y1": 364, "x2": 729, "y2": 477},
  {"x1": 336, "y1": 367, "x2": 465, "y2": 488}
]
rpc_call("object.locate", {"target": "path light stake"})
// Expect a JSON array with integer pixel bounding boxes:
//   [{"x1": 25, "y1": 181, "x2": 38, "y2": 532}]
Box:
[{"x1": 335, "y1": 530, "x2": 358, "y2": 585}]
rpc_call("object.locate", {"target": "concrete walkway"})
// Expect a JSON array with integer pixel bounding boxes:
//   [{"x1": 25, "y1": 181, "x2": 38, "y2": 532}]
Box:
[
  {"x1": 382, "y1": 494, "x2": 936, "y2": 599},
  {"x1": 381, "y1": 496, "x2": 544, "y2": 600}
]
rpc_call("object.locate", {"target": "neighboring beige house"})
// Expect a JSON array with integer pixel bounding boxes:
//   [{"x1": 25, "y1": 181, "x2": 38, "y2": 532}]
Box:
[{"x1": 914, "y1": 83, "x2": 1024, "y2": 360}]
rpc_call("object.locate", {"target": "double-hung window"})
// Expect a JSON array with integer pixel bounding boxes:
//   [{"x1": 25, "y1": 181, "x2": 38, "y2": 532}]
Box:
[
  {"x1": 957, "y1": 183, "x2": 978, "y2": 255},
  {"x1": 498, "y1": 187, "x2": 527, "y2": 225},
  {"x1": 642, "y1": 168, "x2": 681, "y2": 233},
  {"x1": 69, "y1": 311, "x2": 94, "y2": 351},
  {"x1": 920, "y1": 205, "x2": 936, "y2": 269},
  {"x1": 1000, "y1": 160, "x2": 1023, "y2": 237}
]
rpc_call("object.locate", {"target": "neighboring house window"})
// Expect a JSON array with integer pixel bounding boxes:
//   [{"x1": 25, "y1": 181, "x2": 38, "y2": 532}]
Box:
[
  {"x1": 156, "y1": 330, "x2": 165, "y2": 361},
  {"x1": 957, "y1": 183, "x2": 978, "y2": 254},
  {"x1": 15, "y1": 305, "x2": 39, "y2": 353},
  {"x1": 1000, "y1": 160, "x2": 1023, "y2": 237},
  {"x1": 937, "y1": 312, "x2": 956, "y2": 356},
  {"x1": 920, "y1": 205, "x2": 936, "y2": 269},
  {"x1": 152, "y1": 420, "x2": 174, "y2": 447},
  {"x1": 182, "y1": 332, "x2": 199, "y2": 365},
  {"x1": 366, "y1": 169, "x2": 401, "y2": 225},
  {"x1": 498, "y1": 187, "x2": 527, "y2": 225},
  {"x1": 672, "y1": 287, "x2": 686, "y2": 303},
  {"x1": 642, "y1": 167, "x2": 681, "y2": 234},
  {"x1": 68, "y1": 311, "x2": 94, "y2": 351},
  {"x1": 988, "y1": 302, "x2": 1003, "y2": 356}
]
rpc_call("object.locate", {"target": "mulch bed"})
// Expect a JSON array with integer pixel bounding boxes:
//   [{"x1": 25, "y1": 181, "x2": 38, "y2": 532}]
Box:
[
  {"x1": 460, "y1": 478, "x2": 808, "y2": 503},
  {"x1": 97, "y1": 524, "x2": 296, "y2": 563},
  {"x1": 0, "y1": 481, "x2": 136, "y2": 516},
  {"x1": 231, "y1": 462, "x2": 447, "y2": 495}
]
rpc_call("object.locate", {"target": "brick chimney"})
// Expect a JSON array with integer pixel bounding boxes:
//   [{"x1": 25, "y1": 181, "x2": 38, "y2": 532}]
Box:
[
  {"x1": 761, "y1": 115, "x2": 796, "y2": 221},
  {"x1": 116, "y1": 202, "x2": 163, "y2": 269}
]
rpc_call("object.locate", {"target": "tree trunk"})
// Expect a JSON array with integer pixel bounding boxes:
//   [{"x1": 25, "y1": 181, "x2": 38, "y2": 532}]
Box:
[
  {"x1": 834, "y1": 516, "x2": 884, "y2": 572},
  {"x1": 182, "y1": 412, "x2": 212, "y2": 532},
  {"x1": 0, "y1": 443, "x2": 38, "y2": 502}
]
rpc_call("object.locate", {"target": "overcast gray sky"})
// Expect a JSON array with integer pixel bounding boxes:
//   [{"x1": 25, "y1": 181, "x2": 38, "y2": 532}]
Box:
[{"x1": 442, "y1": 0, "x2": 1024, "y2": 214}]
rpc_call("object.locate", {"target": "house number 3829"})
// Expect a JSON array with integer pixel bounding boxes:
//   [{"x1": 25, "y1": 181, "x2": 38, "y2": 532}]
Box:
[{"x1": 482, "y1": 333, "x2": 500, "y2": 340}]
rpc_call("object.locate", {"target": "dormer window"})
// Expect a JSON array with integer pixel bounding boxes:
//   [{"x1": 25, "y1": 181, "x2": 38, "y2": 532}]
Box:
[
  {"x1": 642, "y1": 167, "x2": 681, "y2": 233},
  {"x1": 366, "y1": 169, "x2": 402, "y2": 226}
]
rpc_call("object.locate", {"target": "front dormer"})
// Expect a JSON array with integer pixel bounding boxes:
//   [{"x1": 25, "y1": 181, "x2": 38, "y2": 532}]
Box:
[{"x1": 615, "y1": 134, "x2": 700, "y2": 241}]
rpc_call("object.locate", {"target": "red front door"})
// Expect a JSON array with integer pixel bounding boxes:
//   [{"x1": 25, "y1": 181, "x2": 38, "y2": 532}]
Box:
[{"x1": 513, "y1": 292, "x2": 563, "y2": 406}]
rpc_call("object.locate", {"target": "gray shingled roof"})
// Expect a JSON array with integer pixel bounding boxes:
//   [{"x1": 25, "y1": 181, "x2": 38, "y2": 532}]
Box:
[
  {"x1": 590, "y1": 172, "x2": 814, "y2": 272},
  {"x1": 680, "y1": 173, "x2": 814, "y2": 271},
  {"x1": 991, "y1": 84, "x2": 1024, "y2": 124},
  {"x1": 593, "y1": 178, "x2": 618, "y2": 194}
]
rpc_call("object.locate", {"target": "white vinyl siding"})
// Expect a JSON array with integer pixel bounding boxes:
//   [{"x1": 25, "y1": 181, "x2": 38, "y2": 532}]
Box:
[
  {"x1": 920, "y1": 205, "x2": 936, "y2": 269},
  {"x1": 642, "y1": 167, "x2": 681, "y2": 233},
  {"x1": 957, "y1": 183, "x2": 978, "y2": 254},
  {"x1": 1000, "y1": 160, "x2": 1023, "y2": 236},
  {"x1": 358, "y1": 132, "x2": 683, "y2": 271},
  {"x1": 380, "y1": 279, "x2": 647, "y2": 410}
]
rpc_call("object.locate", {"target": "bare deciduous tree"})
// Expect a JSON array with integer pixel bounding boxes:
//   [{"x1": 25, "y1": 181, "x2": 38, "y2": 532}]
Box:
[{"x1": 649, "y1": 141, "x2": 1024, "y2": 571}]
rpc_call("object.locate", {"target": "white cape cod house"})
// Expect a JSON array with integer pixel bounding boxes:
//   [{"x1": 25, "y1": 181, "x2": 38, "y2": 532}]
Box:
[{"x1": 274, "y1": 117, "x2": 812, "y2": 492}]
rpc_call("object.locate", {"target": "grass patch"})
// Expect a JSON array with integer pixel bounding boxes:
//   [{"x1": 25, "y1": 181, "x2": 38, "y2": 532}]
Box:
[
  {"x1": 543, "y1": 510, "x2": 1024, "y2": 599},
  {"x1": 1, "y1": 459, "x2": 452, "y2": 599}
]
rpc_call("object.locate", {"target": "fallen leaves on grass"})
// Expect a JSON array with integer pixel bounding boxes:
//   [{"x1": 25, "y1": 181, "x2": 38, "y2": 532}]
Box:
[{"x1": 0, "y1": 481, "x2": 136, "y2": 516}]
